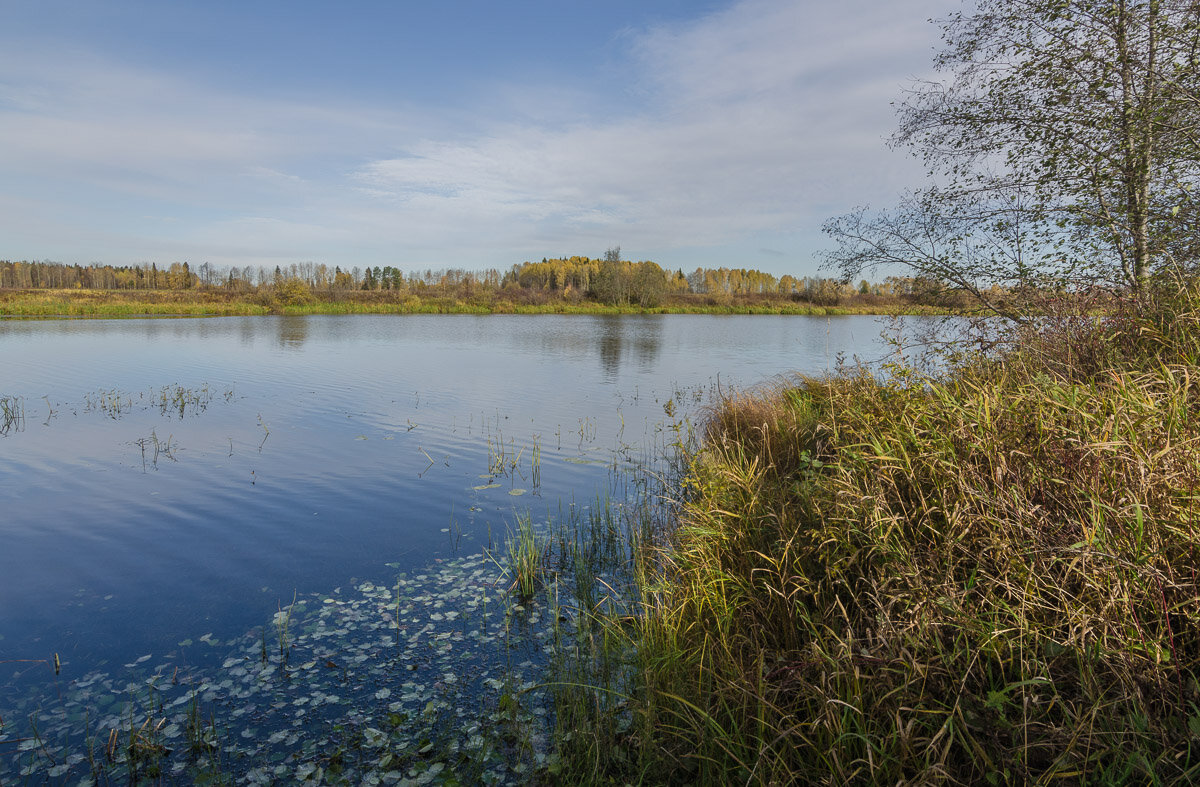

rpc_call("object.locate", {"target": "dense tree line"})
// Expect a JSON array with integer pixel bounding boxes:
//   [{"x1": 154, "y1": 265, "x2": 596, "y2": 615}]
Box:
[
  {"x1": 0, "y1": 254, "x2": 962, "y2": 308},
  {"x1": 0, "y1": 260, "x2": 202, "y2": 290}
]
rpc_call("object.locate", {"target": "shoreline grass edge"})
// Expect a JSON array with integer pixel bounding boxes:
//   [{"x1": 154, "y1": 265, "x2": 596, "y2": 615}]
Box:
[
  {"x1": 553, "y1": 283, "x2": 1200, "y2": 784},
  {"x1": 0, "y1": 288, "x2": 948, "y2": 318}
]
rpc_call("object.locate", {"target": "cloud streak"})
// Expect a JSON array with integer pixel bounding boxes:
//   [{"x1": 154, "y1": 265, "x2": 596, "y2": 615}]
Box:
[
  {"x1": 0, "y1": 0, "x2": 947, "y2": 273},
  {"x1": 354, "y1": 0, "x2": 944, "y2": 265}
]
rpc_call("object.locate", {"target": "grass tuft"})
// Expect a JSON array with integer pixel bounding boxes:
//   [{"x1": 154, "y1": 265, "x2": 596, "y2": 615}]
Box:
[{"x1": 505, "y1": 514, "x2": 550, "y2": 602}]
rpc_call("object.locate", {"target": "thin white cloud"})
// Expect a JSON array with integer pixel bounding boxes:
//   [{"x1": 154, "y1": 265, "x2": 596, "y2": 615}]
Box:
[
  {"x1": 0, "y1": 0, "x2": 949, "y2": 272},
  {"x1": 0, "y1": 48, "x2": 425, "y2": 197},
  {"x1": 351, "y1": 0, "x2": 946, "y2": 265}
]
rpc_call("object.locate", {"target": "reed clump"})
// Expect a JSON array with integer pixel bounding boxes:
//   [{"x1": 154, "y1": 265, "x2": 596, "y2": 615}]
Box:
[
  {"x1": 604, "y1": 284, "x2": 1200, "y2": 784},
  {"x1": 505, "y1": 514, "x2": 550, "y2": 602}
]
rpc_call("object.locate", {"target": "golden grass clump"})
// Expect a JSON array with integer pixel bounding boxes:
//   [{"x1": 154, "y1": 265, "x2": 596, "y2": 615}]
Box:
[{"x1": 621, "y1": 284, "x2": 1200, "y2": 785}]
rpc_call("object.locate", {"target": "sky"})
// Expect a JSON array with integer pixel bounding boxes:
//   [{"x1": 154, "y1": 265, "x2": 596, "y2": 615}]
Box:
[{"x1": 0, "y1": 0, "x2": 953, "y2": 279}]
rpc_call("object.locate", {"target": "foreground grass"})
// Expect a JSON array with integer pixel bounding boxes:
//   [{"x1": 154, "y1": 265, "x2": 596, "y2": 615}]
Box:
[
  {"x1": 558, "y1": 285, "x2": 1200, "y2": 784},
  {"x1": 0, "y1": 288, "x2": 943, "y2": 317}
]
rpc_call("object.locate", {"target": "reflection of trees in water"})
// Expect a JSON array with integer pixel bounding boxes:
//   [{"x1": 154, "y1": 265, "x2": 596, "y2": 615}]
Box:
[
  {"x1": 597, "y1": 316, "x2": 662, "y2": 379},
  {"x1": 276, "y1": 315, "x2": 310, "y2": 349},
  {"x1": 238, "y1": 317, "x2": 258, "y2": 348}
]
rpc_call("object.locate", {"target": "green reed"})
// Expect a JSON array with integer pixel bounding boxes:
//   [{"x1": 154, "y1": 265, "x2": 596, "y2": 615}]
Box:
[
  {"x1": 274, "y1": 593, "x2": 297, "y2": 668},
  {"x1": 0, "y1": 395, "x2": 24, "y2": 434},
  {"x1": 531, "y1": 435, "x2": 542, "y2": 492},
  {"x1": 504, "y1": 514, "x2": 548, "y2": 602}
]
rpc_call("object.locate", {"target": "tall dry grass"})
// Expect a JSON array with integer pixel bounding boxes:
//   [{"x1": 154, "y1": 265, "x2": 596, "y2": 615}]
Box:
[{"x1": 589, "y1": 284, "x2": 1200, "y2": 784}]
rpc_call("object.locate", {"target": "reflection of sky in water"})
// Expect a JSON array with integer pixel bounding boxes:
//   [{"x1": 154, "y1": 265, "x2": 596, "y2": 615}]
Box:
[
  {"x1": 0, "y1": 314, "x2": 954, "y2": 781},
  {"x1": 0, "y1": 315, "x2": 920, "y2": 665}
]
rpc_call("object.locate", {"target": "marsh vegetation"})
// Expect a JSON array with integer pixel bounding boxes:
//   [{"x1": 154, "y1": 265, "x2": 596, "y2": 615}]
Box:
[
  {"x1": 0, "y1": 256, "x2": 965, "y2": 317},
  {"x1": 550, "y1": 284, "x2": 1200, "y2": 785},
  {"x1": 4, "y1": 304, "x2": 1197, "y2": 784}
]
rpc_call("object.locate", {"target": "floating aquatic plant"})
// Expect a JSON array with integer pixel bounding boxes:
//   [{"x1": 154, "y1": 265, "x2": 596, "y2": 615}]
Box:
[{"x1": 0, "y1": 548, "x2": 583, "y2": 784}]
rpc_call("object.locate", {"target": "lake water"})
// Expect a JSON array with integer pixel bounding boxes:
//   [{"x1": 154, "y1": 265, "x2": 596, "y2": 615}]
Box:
[{"x1": 0, "y1": 314, "x2": 908, "y2": 783}]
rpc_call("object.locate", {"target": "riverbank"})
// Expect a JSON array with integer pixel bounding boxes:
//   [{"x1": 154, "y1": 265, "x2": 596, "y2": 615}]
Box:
[
  {"x1": 564, "y1": 285, "x2": 1200, "y2": 783},
  {"x1": 0, "y1": 288, "x2": 946, "y2": 318}
]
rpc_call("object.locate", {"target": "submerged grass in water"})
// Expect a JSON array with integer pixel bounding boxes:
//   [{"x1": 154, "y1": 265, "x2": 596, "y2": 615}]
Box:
[
  {"x1": 0, "y1": 548, "x2": 565, "y2": 783},
  {"x1": 0, "y1": 395, "x2": 24, "y2": 434},
  {"x1": 80, "y1": 384, "x2": 232, "y2": 420},
  {"x1": 0, "y1": 361, "x2": 738, "y2": 784},
  {"x1": 0, "y1": 488, "x2": 660, "y2": 785}
]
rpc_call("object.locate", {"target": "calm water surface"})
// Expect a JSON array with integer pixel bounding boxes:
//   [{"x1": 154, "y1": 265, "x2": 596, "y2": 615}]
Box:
[{"x1": 0, "y1": 314, "x2": 905, "y2": 781}]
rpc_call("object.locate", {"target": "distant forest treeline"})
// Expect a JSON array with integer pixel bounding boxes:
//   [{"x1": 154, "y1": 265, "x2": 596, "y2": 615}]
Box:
[{"x1": 0, "y1": 255, "x2": 972, "y2": 308}]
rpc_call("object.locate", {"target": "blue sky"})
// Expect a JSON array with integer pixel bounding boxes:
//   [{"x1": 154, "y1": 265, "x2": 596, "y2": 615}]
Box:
[{"x1": 0, "y1": 0, "x2": 951, "y2": 278}]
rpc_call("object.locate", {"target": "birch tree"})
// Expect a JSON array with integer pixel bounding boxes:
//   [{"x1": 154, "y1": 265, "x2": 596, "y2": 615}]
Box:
[{"x1": 825, "y1": 0, "x2": 1200, "y2": 316}]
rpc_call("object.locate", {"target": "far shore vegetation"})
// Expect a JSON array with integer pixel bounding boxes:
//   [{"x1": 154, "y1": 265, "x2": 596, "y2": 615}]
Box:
[{"x1": 0, "y1": 254, "x2": 971, "y2": 317}]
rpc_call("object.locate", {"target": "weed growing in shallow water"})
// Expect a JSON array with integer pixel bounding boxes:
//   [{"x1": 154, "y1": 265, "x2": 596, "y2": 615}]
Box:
[
  {"x1": 502, "y1": 514, "x2": 549, "y2": 602},
  {"x1": 1, "y1": 551, "x2": 574, "y2": 783},
  {"x1": 274, "y1": 592, "x2": 297, "y2": 669},
  {"x1": 179, "y1": 689, "x2": 227, "y2": 783},
  {"x1": 0, "y1": 395, "x2": 25, "y2": 434},
  {"x1": 256, "y1": 413, "x2": 270, "y2": 451},
  {"x1": 134, "y1": 429, "x2": 178, "y2": 471},
  {"x1": 531, "y1": 435, "x2": 542, "y2": 493}
]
